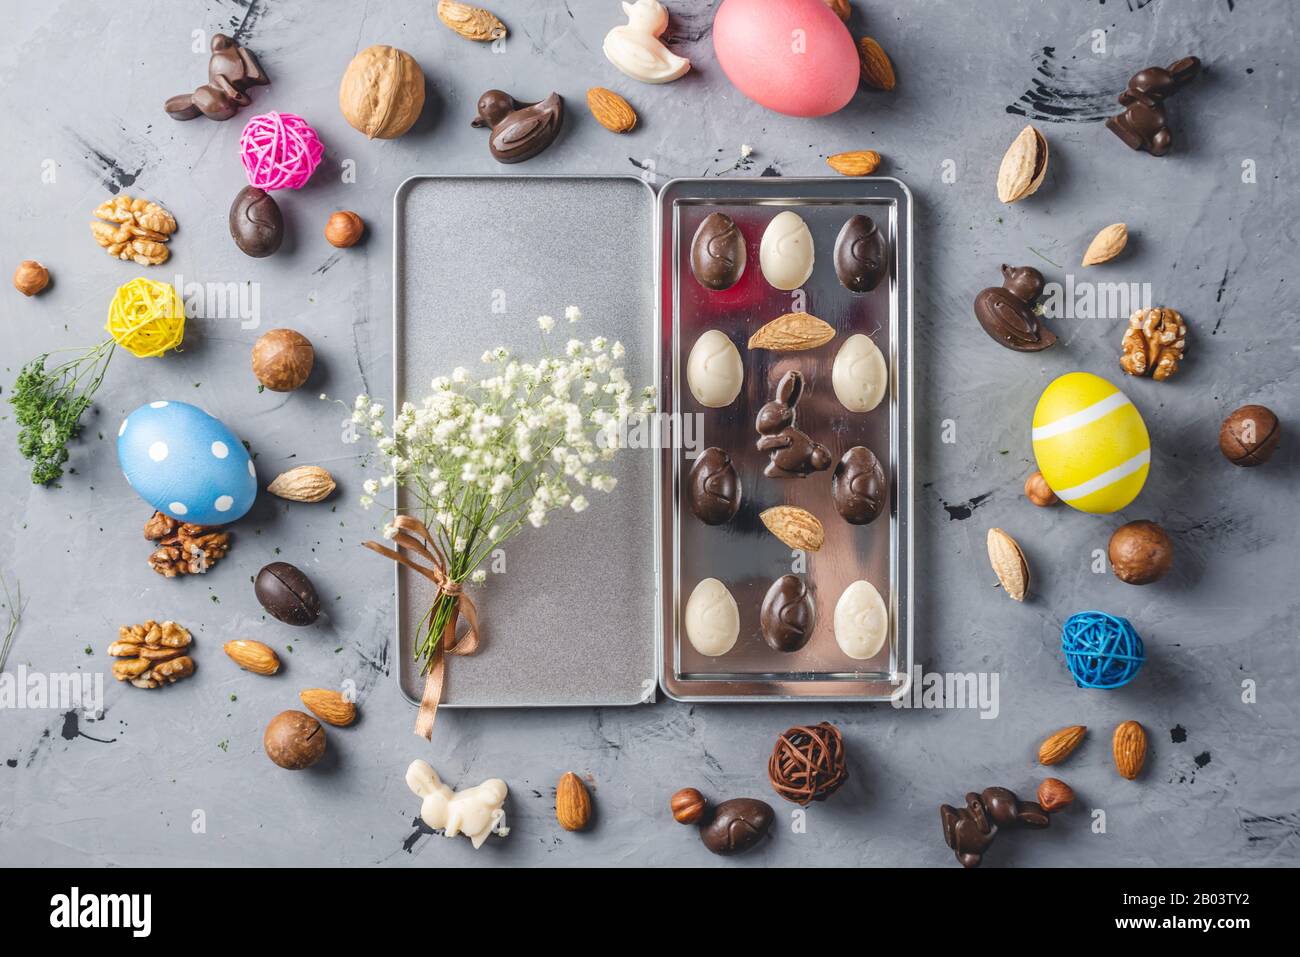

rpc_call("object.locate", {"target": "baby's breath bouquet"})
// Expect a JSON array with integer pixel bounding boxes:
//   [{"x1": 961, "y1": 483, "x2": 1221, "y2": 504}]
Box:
[{"x1": 349, "y1": 306, "x2": 653, "y2": 727}]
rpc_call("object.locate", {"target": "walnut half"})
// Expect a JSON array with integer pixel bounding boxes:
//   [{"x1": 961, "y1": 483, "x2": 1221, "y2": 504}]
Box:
[
  {"x1": 1121, "y1": 306, "x2": 1186, "y2": 381},
  {"x1": 108, "y1": 620, "x2": 194, "y2": 689},
  {"x1": 144, "y1": 511, "x2": 230, "y2": 576},
  {"x1": 90, "y1": 195, "x2": 177, "y2": 266}
]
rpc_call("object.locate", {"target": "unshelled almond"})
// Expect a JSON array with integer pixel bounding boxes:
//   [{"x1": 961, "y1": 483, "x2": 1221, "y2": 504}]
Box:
[
  {"x1": 1038, "y1": 725, "x2": 1086, "y2": 765},
  {"x1": 300, "y1": 688, "x2": 357, "y2": 727},
  {"x1": 857, "y1": 37, "x2": 896, "y2": 91},
  {"x1": 267, "y1": 465, "x2": 336, "y2": 503},
  {"x1": 1037, "y1": 777, "x2": 1075, "y2": 812},
  {"x1": 556, "y1": 771, "x2": 592, "y2": 831},
  {"x1": 436, "y1": 0, "x2": 506, "y2": 41},
  {"x1": 1082, "y1": 223, "x2": 1129, "y2": 266},
  {"x1": 996, "y1": 125, "x2": 1049, "y2": 204},
  {"x1": 1113, "y1": 720, "x2": 1147, "y2": 780},
  {"x1": 748, "y1": 312, "x2": 835, "y2": 351},
  {"x1": 223, "y1": 639, "x2": 280, "y2": 676},
  {"x1": 760, "y1": 506, "x2": 825, "y2": 552},
  {"x1": 825, "y1": 0, "x2": 851, "y2": 23},
  {"x1": 827, "y1": 150, "x2": 881, "y2": 177},
  {"x1": 586, "y1": 87, "x2": 637, "y2": 133},
  {"x1": 987, "y1": 528, "x2": 1029, "y2": 601}
]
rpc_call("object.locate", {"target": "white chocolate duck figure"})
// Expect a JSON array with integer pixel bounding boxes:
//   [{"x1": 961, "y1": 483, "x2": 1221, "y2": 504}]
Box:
[
  {"x1": 603, "y1": 0, "x2": 691, "y2": 84},
  {"x1": 406, "y1": 760, "x2": 509, "y2": 850}
]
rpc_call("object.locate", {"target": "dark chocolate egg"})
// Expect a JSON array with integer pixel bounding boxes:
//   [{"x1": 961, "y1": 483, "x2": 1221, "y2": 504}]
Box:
[
  {"x1": 699, "y1": 798, "x2": 774, "y2": 855},
  {"x1": 833, "y1": 214, "x2": 888, "y2": 292},
  {"x1": 255, "y1": 562, "x2": 321, "y2": 626},
  {"x1": 229, "y1": 185, "x2": 283, "y2": 258},
  {"x1": 760, "y1": 574, "x2": 815, "y2": 652},
  {"x1": 832, "y1": 446, "x2": 887, "y2": 525},
  {"x1": 687, "y1": 447, "x2": 741, "y2": 525},
  {"x1": 689, "y1": 212, "x2": 747, "y2": 291}
]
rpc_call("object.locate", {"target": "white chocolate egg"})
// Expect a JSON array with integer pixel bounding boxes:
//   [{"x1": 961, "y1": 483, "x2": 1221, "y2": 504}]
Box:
[
  {"x1": 684, "y1": 577, "x2": 739, "y2": 656},
  {"x1": 831, "y1": 333, "x2": 888, "y2": 412},
  {"x1": 686, "y1": 329, "x2": 744, "y2": 407},
  {"x1": 759, "y1": 211, "x2": 814, "y2": 290},
  {"x1": 833, "y1": 579, "x2": 888, "y2": 661}
]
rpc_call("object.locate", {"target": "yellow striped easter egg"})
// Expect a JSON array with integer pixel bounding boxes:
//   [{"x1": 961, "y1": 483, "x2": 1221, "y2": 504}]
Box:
[{"x1": 1031, "y1": 372, "x2": 1150, "y2": 514}]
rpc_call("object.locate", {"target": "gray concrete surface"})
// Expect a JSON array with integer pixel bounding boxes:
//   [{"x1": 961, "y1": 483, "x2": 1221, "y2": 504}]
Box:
[{"x1": 1, "y1": 0, "x2": 1297, "y2": 867}]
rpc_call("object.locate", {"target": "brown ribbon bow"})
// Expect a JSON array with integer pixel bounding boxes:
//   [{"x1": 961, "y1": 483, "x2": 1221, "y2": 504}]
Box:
[{"x1": 363, "y1": 515, "x2": 479, "y2": 739}]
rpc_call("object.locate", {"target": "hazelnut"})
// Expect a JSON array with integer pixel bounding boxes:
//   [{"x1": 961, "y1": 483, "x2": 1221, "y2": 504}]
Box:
[
  {"x1": 325, "y1": 210, "x2": 365, "y2": 248},
  {"x1": 1037, "y1": 777, "x2": 1075, "y2": 813},
  {"x1": 1219, "y1": 404, "x2": 1280, "y2": 467},
  {"x1": 251, "y1": 328, "x2": 315, "y2": 392},
  {"x1": 1023, "y1": 470, "x2": 1058, "y2": 507},
  {"x1": 670, "y1": 787, "x2": 707, "y2": 825},
  {"x1": 1108, "y1": 519, "x2": 1173, "y2": 585},
  {"x1": 13, "y1": 260, "x2": 49, "y2": 297}
]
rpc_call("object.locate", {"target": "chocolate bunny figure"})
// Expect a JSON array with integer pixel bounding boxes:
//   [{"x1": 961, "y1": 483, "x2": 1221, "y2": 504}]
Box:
[
  {"x1": 1105, "y1": 56, "x2": 1201, "y2": 156},
  {"x1": 164, "y1": 33, "x2": 269, "y2": 121},
  {"x1": 755, "y1": 371, "x2": 831, "y2": 479},
  {"x1": 939, "y1": 787, "x2": 1053, "y2": 869}
]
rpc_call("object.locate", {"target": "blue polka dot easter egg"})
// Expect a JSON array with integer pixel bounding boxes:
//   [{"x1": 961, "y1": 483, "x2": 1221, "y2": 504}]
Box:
[{"x1": 117, "y1": 401, "x2": 257, "y2": 525}]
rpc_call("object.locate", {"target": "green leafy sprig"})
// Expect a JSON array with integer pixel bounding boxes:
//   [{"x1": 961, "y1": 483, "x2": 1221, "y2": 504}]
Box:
[{"x1": 9, "y1": 341, "x2": 114, "y2": 485}]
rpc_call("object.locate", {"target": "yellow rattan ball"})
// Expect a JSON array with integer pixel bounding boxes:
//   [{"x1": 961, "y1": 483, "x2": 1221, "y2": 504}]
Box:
[{"x1": 105, "y1": 278, "x2": 185, "y2": 358}]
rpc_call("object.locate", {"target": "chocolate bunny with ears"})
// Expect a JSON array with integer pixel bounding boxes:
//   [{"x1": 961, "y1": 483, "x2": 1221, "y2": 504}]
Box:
[
  {"x1": 755, "y1": 370, "x2": 832, "y2": 479},
  {"x1": 1105, "y1": 56, "x2": 1201, "y2": 156}
]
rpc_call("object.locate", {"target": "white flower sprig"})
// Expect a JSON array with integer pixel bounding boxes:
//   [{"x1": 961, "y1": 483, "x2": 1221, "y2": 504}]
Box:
[{"x1": 343, "y1": 306, "x2": 655, "y2": 667}]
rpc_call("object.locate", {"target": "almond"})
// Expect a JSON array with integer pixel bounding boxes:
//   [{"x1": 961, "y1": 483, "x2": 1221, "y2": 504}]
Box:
[
  {"x1": 300, "y1": 688, "x2": 357, "y2": 727},
  {"x1": 1038, "y1": 725, "x2": 1086, "y2": 765},
  {"x1": 1082, "y1": 223, "x2": 1129, "y2": 266},
  {"x1": 1037, "y1": 777, "x2": 1075, "y2": 812},
  {"x1": 987, "y1": 528, "x2": 1029, "y2": 601},
  {"x1": 223, "y1": 639, "x2": 280, "y2": 676},
  {"x1": 857, "y1": 37, "x2": 896, "y2": 91},
  {"x1": 556, "y1": 771, "x2": 592, "y2": 832},
  {"x1": 436, "y1": 0, "x2": 506, "y2": 41},
  {"x1": 760, "y1": 506, "x2": 825, "y2": 552},
  {"x1": 827, "y1": 150, "x2": 881, "y2": 177},
  {"x1": 748, "y1": 312, "x2": 835, "y2": 351},
  {"x1": 1113, "y1": 720, "x2": 1147, "y2": 780},
  {"x1": 586, "y1": 87, "x2": 637, "y2": 134},
  {"x1": 996, "y1": 125, "x2": 1049, "y2": 204},
  {"x1": 267, "y1": 465, "x2": 336, "y2": 503},
  {"x1": 825, "y1": 0, "x2": 851, "y2": 21}
]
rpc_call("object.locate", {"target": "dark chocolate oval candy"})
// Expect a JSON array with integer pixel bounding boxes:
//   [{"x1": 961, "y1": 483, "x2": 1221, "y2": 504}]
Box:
[
  {"x1": 255, "y1": 561, "x2": 321, "y2": 626},
  {"x1": 833, "y1": 214, "x2": 888, "y2": 292},
  {"x1": 832, "y1": 446, "x2": 887, "y2": 525},
  {"x1": 760, "y1": 574, "x2": 815, "y2": 652},
  {"x1": 699, "y1": 798, "x2": 774, "y2": 855},
  {"x1": 687, "y1": 447, "x2": 741, "y2": 525},
  {"x1": 229, "y1": 185, "x2": 283, "y2": 258},
  {"x1": 689, "y1": 212, "x2": 747, "y2": 291}
]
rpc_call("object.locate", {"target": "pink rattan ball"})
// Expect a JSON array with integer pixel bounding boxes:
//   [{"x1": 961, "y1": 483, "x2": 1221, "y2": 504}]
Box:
[{"x1": 239, "y1": 112, "x2": 324, "y2": 190}]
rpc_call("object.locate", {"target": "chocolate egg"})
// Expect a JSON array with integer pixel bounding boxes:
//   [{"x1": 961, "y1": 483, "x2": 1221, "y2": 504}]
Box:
[
  {"x1": 759, "y1": 211, "x2": 814, "y2": 290},
  {"x1": 760, "y1": 574, "x2": 815, "y2": 652},
  {"x1": 831, "y1": 333, "x2": 887, "y2": 413},
  {"x1": 686, "y1": 329, "x2": 744, "y2": 408},
  {"x1": 689, "y1": 212, "x2": 747, "y2": 291},
  {"x1": 255, "y1": 562, "x2": 322, "y2": 626},
  {"x1": 684, "y1": 578, "x2": 740, "y2": 657},
  {"x1": 229, "y1": 185, "x2": 283, "y2": 258},
  {"x1": 832, "y1": 446, "x2": 887, "y2": 525},
  {"x1": 687, "y1": 447, "x2": 741, "y2": 525},
  {"x1": 699, "y1": 797, "x2": 774, "y2": 855},
  {"x1": 833, "y1": 215, "x2": 888, "y2": 292}
]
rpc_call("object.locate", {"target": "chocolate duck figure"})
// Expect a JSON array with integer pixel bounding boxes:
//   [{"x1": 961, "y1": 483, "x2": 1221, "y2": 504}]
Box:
[
  {"x1": 972, "y1": 264, "x2": 1056, "y2": 353},
  {"x1": 1105, "y1": 56, "x2": 1201, "y2": 156},
  {"x1": 164, "y1": 33, "x2": 269, "y2": 121},
  {"x1": 472, "y1": 90, "x2": 564, "y2": 164},
  {"x1": 755, "y1": 371, "x2": 831, "y2": 479},
  {"x1": 940, "y1": 787, "x2": 1053, "y2": 869}
]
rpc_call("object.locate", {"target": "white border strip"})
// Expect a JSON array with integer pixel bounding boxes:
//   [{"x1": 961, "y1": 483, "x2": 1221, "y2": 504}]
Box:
[
  {"x1": 1055, "y1": 449, "x2": 1151, "y2": 502},
  {"x1": 1032, "y1": 391, "x2": 1131, "y2": 441}
]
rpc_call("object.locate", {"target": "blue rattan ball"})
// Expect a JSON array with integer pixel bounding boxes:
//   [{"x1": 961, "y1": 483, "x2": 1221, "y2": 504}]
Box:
[{"x1": 1060, "y1": 611, "x2": 1145, "y2": 689}]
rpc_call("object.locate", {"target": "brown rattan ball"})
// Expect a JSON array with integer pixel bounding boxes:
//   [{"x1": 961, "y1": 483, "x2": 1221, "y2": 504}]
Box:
[{"x1": 768, "y1": 722, "x2": 848, "y2": 805}]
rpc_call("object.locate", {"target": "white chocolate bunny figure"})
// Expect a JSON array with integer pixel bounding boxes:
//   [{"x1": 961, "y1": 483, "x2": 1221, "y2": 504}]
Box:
[
  {"x1": 405, "y1": 760, "x2": 509, "y2": 850},
  {"x1": 603, "y1": 0, "x2": 691, "y2": 84}
]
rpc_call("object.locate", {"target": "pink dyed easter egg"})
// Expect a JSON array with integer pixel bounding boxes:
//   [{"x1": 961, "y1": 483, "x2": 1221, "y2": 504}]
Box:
[{"x1": 713, "y1": 0, "x2": 859, "y2": 117}]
